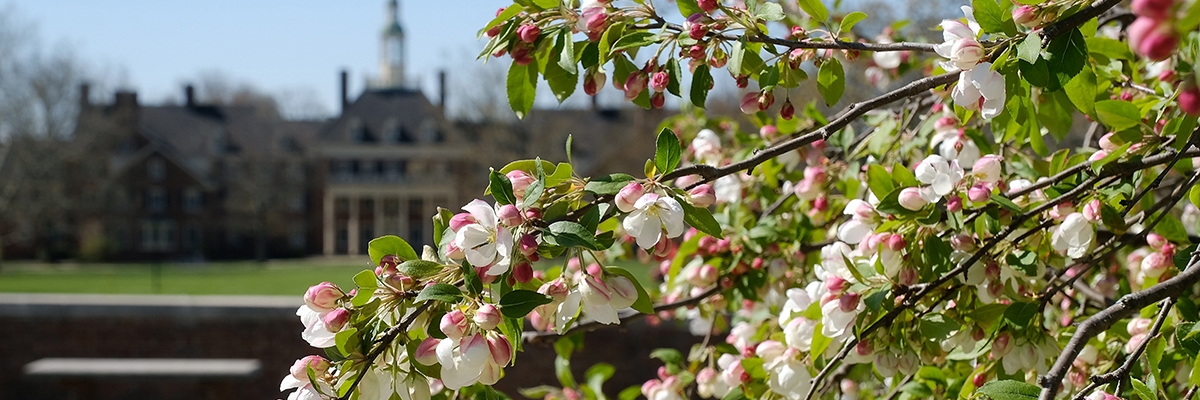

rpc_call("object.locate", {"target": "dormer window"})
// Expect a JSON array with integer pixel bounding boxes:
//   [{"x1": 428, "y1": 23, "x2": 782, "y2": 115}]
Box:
[
  {"x1": 349, "y1": 119, "x2": 373, "y2": 143},
  {"x1": 147, "y1": 157, "x2": 166, "y2": 182},
  {"x1": 420, "y1": 120, "x2": 443, "y2": 143},
  {"x1": 385, "y1": 119, "x2": 414, "y2": 144}
]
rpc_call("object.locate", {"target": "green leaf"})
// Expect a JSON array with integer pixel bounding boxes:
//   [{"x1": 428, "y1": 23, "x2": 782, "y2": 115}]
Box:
[
  {"x1": 506, "y1": 60, "x2": 537, "y2": 119},
  {"x1": 729, "y1": 39, "x2": 745, "y2": 75},
  {"x1": 975, "y1": 380, "x2": 1040, "y2": 400},
  {"x1": 655, "y1": 128, "x2": 682, "y2": 175},
  {"x1": 1090, "y1": 143, "x2": 1129, "y2": 172},
  {"x1": 1086, "y1": 37, "x2": 1134, "y2": 60},
  {"x1": 1005, "y1": 250, "x2": 1038, "y2": 276},
  {"x1": 543, "y1": 221, "x2": 605, "y2": 250},
  {"x1": 585, "y1": 173, "x2": 637, "y2": 195},
  {"x1": 796, "y1": 0, "x2": 828, "y2": 21},
  {"x1": 489, "y1": 168, "x2": 518, "y2": 205},
  {"x1": 666, "y1": 58, "x2": 682, "y2": 97},
  {"x1": 1131, "y1": 378, "x2": 1155, "y2": 400},
  {"x1": 1178, "y1": 322, "x2": 1200, "y2": 358},
  {"x1": 1095, "y1": 100, "x2": 1142, "y2": 131},
  {"x1": 606, "y1": 266, "x2": 654, "y2": 314},
  {"x1": 415, "y1": 283, "x2": 463, "y2": 303},
  {"x1": 335, "y1": 327, "x2": 359, "y2": 356},
  {"x1": 1064, "y1": 66, "x2": 1097, "y2": 115},
  {"x1": 817, "y1": 58, "x2": 845, "y2": 106},
  {"x1": 866, "y1": 164, "x2": 896, "y2": 199},
  {"x1": 368, "y1": 235, "x2": 419, "y2": 266},
  {"x1": 971, "y1": 0, "x2": 1006, "y2": 34},
  {"x1": 1156, "y1": 213, "x2": 1191, "y2": 243},
  {"x1": 350, "y1": 287, "x2": 374, "y2": 306},
  {"x1": 1046, "y1": 29, "x2": 1087, "y2": 89},
  {"x1": 968, "y1": 303, "x2": 1009, "y2": 324},
  {"x1": 478, "y1": 5, "x2": 521, "y2": 38},
  {"x1": 610, "y1": 31, "x2": 661, "y2": 55},
  {"x1": 354, "y1": 269, "x2": 378, "y2": 289},
  {"x1": 650, "y1": 348, "x2": 684, "y2": 365},
  {"x1": 676, "y1": 0, "x2": 703, "y2": 18},
  {"x1": 396, "y1": 260, "x2": 445, "y2": 278},
  {"x1": 840, "y1": 12, "x2": 868, "y2": 34},
  {"x1": 919, "y1": 313, "x2": 961, "y2": 341},
  {"x1": 585, "y1": 363, "x2": 616, "y2": 400},
  {"x1": 679, "y1": 197, "x2": 724, "y2": 238},
  {"x1": 1002, "y1": 301, "x2": 1039, "y2": 328},
  {"x1": 1016, "y1": 33, "x2": 1042, "y2": 63},
  {"x1": 499, "y1": 290, "x2": 554, "y2": 318},
  {"x1": 545, "y1": 34, "x2": 578, "y2": 102},
  {"x1": 754, "y1": 2, "x2": 785, "y2": 21},
  {"x1": 691, "y1": 64, "x2": 712, "y2": 108}
]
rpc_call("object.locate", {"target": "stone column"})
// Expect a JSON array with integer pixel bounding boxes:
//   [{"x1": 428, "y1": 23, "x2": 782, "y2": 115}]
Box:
[
  {"x1": 323, "y1": 191, "x2": 334, "y2": 256},
  {"x1": 347, "y1": 196, "x2": 360, "y2": 255},
  {"x1": 422, "y1": 195, "x2": 435, "y2": 248},
  {"x1": 374, "y1": 195, "x2": 384, "y2": 240},
  {"x1": 398, "y1": 195, "x2": 410, "y2": 242}
]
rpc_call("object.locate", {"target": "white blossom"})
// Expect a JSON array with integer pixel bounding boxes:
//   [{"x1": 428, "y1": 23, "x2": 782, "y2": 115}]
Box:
[
  {"x1": 454, "y1": 199, "x2": 513, "y2": 275},
  {"x1": 952, "y1": 62, "x2": 1006, "y2": 120},
  {"x1": 1051, "y1": 213, "x2": 1094, "y2": 259},
  {"x1": 934, "y1": 7, "x2": 984, "y2": 71},
  {"x1": 915, "y1": 155, "x2": 964, "y2": 202},
  {"x1": 622, "y1": 193, "x2": 686, "y2": 249}
]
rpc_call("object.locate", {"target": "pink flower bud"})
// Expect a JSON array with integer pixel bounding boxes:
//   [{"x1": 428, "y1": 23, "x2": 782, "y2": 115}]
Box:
[
  {"x1": 690, "y1": 23, "x2": 708, "y2": 40},
  {"x1": 511, "y1": 44, "x2": 534, "y2": 66},
  {"x1": 497, "y1": 204, "x2": 523, "y2": 227},
  {"x1": 517, "y1": 24, "x2": 541, "y2": 43},
  {"x1": 652, "y1": 237, "x2": 673, "y2": 258},
  {"x1": 323, "y1": 308, "x2": 350, "y2": 332},
  {"x1": 839, "y1": 293, "x2": 861, "y2": 312},
  {"x1": 898, "y1": 187, "x2": 928, "y2": 211},
  {"x1": 781, "y1": 99, "x2": 795, "y2": 120},
  {"x1": 688, "y1": 184, "x2": 716, "y2": 207},
  {"x1": 513, "y1": 261, "x2": 534, "y2": 283},
  {"x1": 450, "y1": 213, "x2": 477, "y2": 232},
  {"x1": 1127, "y1": 317, "x2": 1153, "y2": 336},
  {"x1": 758, "y1": 91, "x2": 775, "y2": 110},
  {"x1": 1128, "y1": 17, "x2": 1179, "y2": 61},
  {"x1": 1012, "y1": 6, "x2": 1038, "y2": 27},
  {"x1": 1133, "y1": 0, "x2": 1174, "y2": 20},
  {"x1": 899, "y1": 266, "x2": 919, "y2": 285},
  {"x1": 934, "y1": 117, "x2": 958, "y2": 133},
  {"x1": 305, "y1": 282, "x2": 344, "y2": 312},
  {"x1": 506, "y1": 170, "x2": 535, "y2": 198},
  {"x1": 475, "y1": 304, "x2": 502, "y2": 330},
  {"x1": 973, "y1": 155, "x2": 1003, "y2": 183},
  {"x1": 440, "y1": 309, "x2": 470, "y2": 340},
  {"x1": 887, "y1": 235, "x2": 907, "y2": 251},
  {"x1": 1142, "y1": 252, "x2": 1172, "y2": 278},
  {"x1": 950, "y1": 235, "x2": 976, "y2": 251},
  {"x1": 826, "y1": 276, "x2": 849, "y2": 294},
  {"x1": 1098, "y1": 132, "x2": 1117, "y2": 152},
  {"x1": 487, "y1": 333, "x2": 513, "y2": 366},
  {"x1": 1148, "y1": 233, "x2": 1167, "y2": 250},
  {"x1": 584, "y1": 69, "x2": 606, "y2": 96},
  {"x1": 649, "y1": 72, "x2": 669, "y2": 93},
  {"x1": 539, "y1": 279, "x2": 570, "y2": 303},
  {"x1": 650, "y1": 92, "x2": 665, "y2": 109},
  {"x1": 1089, "y1": 150, "x2": 1110, "y2": 162},
  {"x1": 1180, "y1": 83, "x2": 1200, "y2": 116},
  {"x1": 740, "y1": 92, "x2": 761, "y2": 114},
  {"x1": 624, "y1": 72, "x2": 648, "y2": 100},
  {"x1": 416, "y1": 337, "x2": 440, "y2": 365},
  {"x1": 972, "y1": 373, "x2": 987, "y2": 388},
  {"x1": 290, "y1": 356, "x2": 331, "y2": 380},
  {"x1": 445, "y1": 241, "x2": 464, "y2": 260},
  {"x1": 698, "y1": 0, "x2": 718, "y2": 12},
  {"x1": 615, "y1": 182, "x2": 645, "y2": 212},
  {"x1": 608, "y1": 275, "x2": 639, "y2": 306},
  {"x1": 968, "y1": 183, "x2": 991, "y2": 203},
  {"x1": 946, "y1": 195, "x2": 964, "y2": 212},
  {"x1": 1083, "y1": 199, "x2": 1102, "y2": 221},
  {"x1": 524, "y1": 208, "x2": 542, "y2": 220},
  {"x1": 993, "y1": 332, "x2": 1012, "y2": 357}
]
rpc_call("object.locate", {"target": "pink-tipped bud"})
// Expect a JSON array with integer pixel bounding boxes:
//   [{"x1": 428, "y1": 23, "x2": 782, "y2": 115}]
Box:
[
  {"x1": 323, "y1": 308, "x2": 350, "y2": 332},
  {"x1": 973, "y1": 373, "x2": 987, "y2": 388},
  {"x1": 1098, "y1": 132, "x2": 1117, "y2": 152},
  {"x1": 1128, "y1": 17, "x2": 1179, "y2": 61},
  {"x1": 524, "y1": 208, "x2": 542, "y2": 220},
  {"x1": 1127, "y1": 317, "x2": 1153, "y2": 336},
  {"x1": 440, "y1": 309, "x2": 470, "y2": 340},
  {"x1": 688, "y1": 184, "x2": 716, "y2": 207},
  {"x1": 539, "y1": 279, "x2": 570, "y2": 303},
  {"x1": 650, "y1": 72, "x2": 669, "y2": 93},
  {"x1": 993, "y1": 332, "x2": 1013, "y2": 357},
  {"x1": 1142, "y1": 252, "x2": 1172, "y2": 278},
  {"x1": 899, "y1": 187, "x2": 928, "y2": 211},
  {"x1": 450, "y1": 213, "x2": 477, "y2": 232},
  {"x1": 689, "y1": 23, "x2": 708, "y2": 40},
  {"x1": 698, "y1": 0, "x2": 719, "y2": 13},
  {"x1": 934, "y1": 117, "x2": 958, "y2": 133},
  {"x1": 487, "y1": 334, "x2": 514, "y2": 366},
  {"x1": 517, "y1": 24, "x2": 541, "y2": 43},
  {"x1": 608, "y1": 275, "x2": 639, "y2": 308},
  {"x1": 946, "y1": 195, "x2": 964, "y2": 212},
  {"x1": 623, "y1": 72, "x2": 648, "y2": 101},
  {"x1": 416, "y1": 337, "x2": 440, "y2": 365},
  {"x1": 506, "y1": 170, "x2": 535, "y2": 198},
  {"x1": 650, "y1": 92, "x2": 665, "y2": 109},
  {"x1": 305, "y1": 282, "x2": 344, "y2": 312},
  {"x1": 1012, "y1": 6, "x2": 1038, "y2": 27},
  {"x1": 513, "y1": 261, "x2": 534, "y2": 283},
  {"x1": 688, "y1": 45, "x2": 705, "y2": 60},
  {"x1": 1180, "y1": 83, "x2": 1200, "y2": 116},
  {"x1": 1083, "y1": 199, "x2": 1102, "y2": 221},
  {"x1": 1133, "y1": 0, "x2": 1174, "y2": 20},
  {"x1": 1090, "y1": 150, "x2": 1111, "y2": 162},
  {"x1": 615, "y1": 182, "x2": 645, "y2": 212},
  {"x1": 839, "y1": 293, "x2": 861, "y2": 312},
  {"x1": 652, "y1": 237, "x2": 673, "y2": 258},
  {"x1": 950, "y1": 235, "x2": 976, "y2": 251},
  {"x1": 826, "y1": 276, "x2": 849, "y2": 294},
  {"x1": 584, "y1": 69, "x2": 606, "y2": 96},
  {"x1": 1147, "y1": 233, "x2": 1167, "y2": 250},
  {"x1": 290, "y1": 356, "x2": 331, "y2": 380},
  {"x1": 781, "y1": 99, "x2": 795, "y2": 120},
  {"x1": 973, "y1": 155, "x2": 1003, "y2": 183},
  {"x1": 497, "y1": 204, "x2": 523, "y2": 227},
  {"x1": 968, "y1": 183, "x2": 991, "y2": 203},
  {"x1": 475, "y1": 304, "x2": 502, "y2": 330},
  {"x1": 740, "y1": 92, "x2": 761, "y2": 114},
  {"x1": 519, "y1": 234, "x2": 538, "y2": 257},
  {"x1": 887, "y1": 234, "x2": 907, "y2": 251},
  {"x1": 445, "y1": 241, "x2": 464, "y2": 260}
]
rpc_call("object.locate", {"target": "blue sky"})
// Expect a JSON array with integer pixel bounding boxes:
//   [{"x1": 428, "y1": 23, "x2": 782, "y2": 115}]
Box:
[{"x1": 4, "y1": 0, "x2": 504, "y2": 116}]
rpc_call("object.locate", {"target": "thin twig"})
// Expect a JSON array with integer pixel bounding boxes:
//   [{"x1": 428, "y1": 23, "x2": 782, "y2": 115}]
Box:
[{"x1": 632, "y1": 21, "x2": 938, "y2": 53}]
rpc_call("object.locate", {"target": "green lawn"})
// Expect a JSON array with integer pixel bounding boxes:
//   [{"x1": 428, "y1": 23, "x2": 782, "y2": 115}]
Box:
[{"x1": 0, "y1": 258, "x2": 657, "y2": 296}]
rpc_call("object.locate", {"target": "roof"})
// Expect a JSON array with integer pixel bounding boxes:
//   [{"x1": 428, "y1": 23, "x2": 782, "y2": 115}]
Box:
[{"x1": 319, "y1": 88, "x2": 453, "y2": 144}]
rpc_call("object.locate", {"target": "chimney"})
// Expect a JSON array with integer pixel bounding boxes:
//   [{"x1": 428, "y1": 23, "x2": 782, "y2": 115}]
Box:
[
  {"x1": 185, "y1": 85, "x2": 196, "y2": 107},
  {"x1": 340, "y1": 70, "x2": 349, "y2": 114},
  {"x1": 79, "y1": 83, "x2": 90, "y2": 108},
  {"x1": 438, "y1": 70, "x2": 447, "y2": 112}
]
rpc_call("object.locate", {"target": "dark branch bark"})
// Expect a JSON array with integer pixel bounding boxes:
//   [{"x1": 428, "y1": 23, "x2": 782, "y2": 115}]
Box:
[{"x1": 631, "y1": 22, "x2": 937, "y2": 53}]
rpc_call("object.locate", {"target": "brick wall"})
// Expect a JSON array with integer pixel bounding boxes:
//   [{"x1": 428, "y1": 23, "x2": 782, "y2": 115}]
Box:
[{"x1": 0, "y1": 296, "x2": 703, "y2": 400}]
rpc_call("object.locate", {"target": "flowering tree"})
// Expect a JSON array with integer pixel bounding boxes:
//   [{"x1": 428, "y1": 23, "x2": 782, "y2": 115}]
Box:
[{"x1": 281, "y1": 1, "x2": 1200, "y2": 400}]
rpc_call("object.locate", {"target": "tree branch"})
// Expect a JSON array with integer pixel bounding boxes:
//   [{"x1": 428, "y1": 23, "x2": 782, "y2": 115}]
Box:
[{"x1": 631, "y1": 21, "x2": 937, "y2": 53}]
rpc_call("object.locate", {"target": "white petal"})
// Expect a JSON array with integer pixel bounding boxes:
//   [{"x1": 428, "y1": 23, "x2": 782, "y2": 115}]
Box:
[
  {"x1": 837, "y1": 220, "x2": 873, "y2": 244},
  {"x1": 555, "y1": 291, "x2": 582, "y2": 333},
  {"x1": 915, "y1": 155, "x2": 947, "y2": 184},
  {"x1": 941, "y1": 20, "x2": 973, "y2": 42},
  {"x1": 281, "y1": 375, "x2": 305, "y2": 391},
  {"x1": 636, "y1": 215, "x2": 663, "y2": 249},
  {"x1": 658, "y1": 197, "x2": 687, "y2": 238},
  {"x1": 462, "y1": 199, "x2": 497, "y2": 230}
]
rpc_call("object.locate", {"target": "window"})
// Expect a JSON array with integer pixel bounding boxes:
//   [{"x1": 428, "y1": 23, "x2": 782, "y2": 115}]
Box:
[
  {"x1": 183, "y1": 188, "x2": 203, "y2": 213},
  {"x1": 388, "y1": 124, "x2": 415, "y2": 144},
  {"x1": 140, "y1": 220, "x2": 177, "y2": 252},
  {"x1": 146, "y1": 188, "x2": 167, "y2": 213},
  {"x1": 183, "y1": 223, "x2": 201, "y2": 251},
  {"x1": 289, "y1": 224, "x2": 306, "y2": 249},
  {"x1": 420, "y1": 121, "x2": 443, "y2": 143},
  {"x1": 349, "y1": 119, "x2": 373, "y2": 143},
  {"x1": 147, "y1": 158, "x2": 166, "y2": 181}
]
